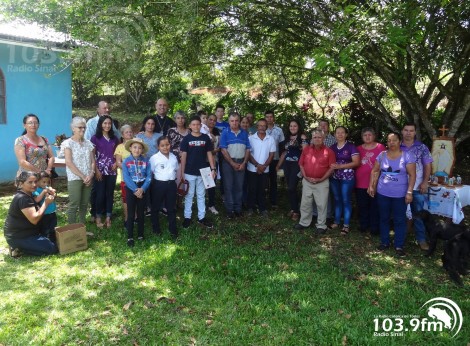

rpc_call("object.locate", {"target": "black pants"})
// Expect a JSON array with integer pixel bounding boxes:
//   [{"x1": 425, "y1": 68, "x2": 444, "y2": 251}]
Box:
[
  {"x1": 40, "y1": 212, "x2": 57, "y2": 242},
  {"x1": 247, "y1": 171, "x2": 268, "y2": 212},
  {"x1": 151, "y1": 179, "x2": 177, "y2": 237},
  {"x1": 126, "y1": 185, "x2": 145, "y2": 239},
  {"x1": 284, "y1": 161, "x2": 301, "y2": 213},
  {"x1": 269, "y1": 160, "x2": 279, "y2": 205}
]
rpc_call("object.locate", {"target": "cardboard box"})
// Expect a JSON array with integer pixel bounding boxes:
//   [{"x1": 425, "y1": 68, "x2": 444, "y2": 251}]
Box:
[{"x1": 55, "y1": 223, "x2": 88, "y2": 255}]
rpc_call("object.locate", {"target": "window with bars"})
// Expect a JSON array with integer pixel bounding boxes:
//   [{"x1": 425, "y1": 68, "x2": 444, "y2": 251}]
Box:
[{"x1": 0, "y1": 69, "x2": 5, "y2": 124}]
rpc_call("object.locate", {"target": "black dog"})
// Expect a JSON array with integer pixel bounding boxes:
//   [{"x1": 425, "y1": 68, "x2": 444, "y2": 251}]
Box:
[
  {"x1": 442, "y1": 231, "x2": 470, "y2": 286},
  {"x1": 414, "y1": 210, "x2": 467, "y2": 256}
]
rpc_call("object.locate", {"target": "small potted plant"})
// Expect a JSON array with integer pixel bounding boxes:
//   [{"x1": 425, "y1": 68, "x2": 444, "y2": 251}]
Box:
[{"x1": 53, "y1": 133, "x2": 67, "y2": 157}]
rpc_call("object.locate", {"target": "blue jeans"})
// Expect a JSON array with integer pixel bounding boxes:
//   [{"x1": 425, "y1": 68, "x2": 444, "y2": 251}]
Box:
[
  {"x1": 222, "y1": 160, "x2": 245, "y2": 213},
  {"x1": 355, "y1": 188, "x2": 379, "y2": 234},
  {"x1": 184, "y1": 174, "x2": 206, "y2": 220},
  {"x1": 7, "y1": 235, "x2": 58, "y2": 256},
  {"x1": 95, "y1": 175, "x2": 117, "y2": 218},
  {"x1": 411, "y1": 190, "x2": 427, "y2": 243},
  {"x1": 376, "y1": 193, "x2": 407, "y2": 249},
  {"x1": 330, "y1": 178, "x2": 355, "y2": 226}
]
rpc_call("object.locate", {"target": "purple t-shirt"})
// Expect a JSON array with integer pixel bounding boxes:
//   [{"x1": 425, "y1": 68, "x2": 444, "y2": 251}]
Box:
[
  {"x1": 330, "y1": 142, "x2": 359, "y2": 180},
  {"x1": 377, "y1": 151, "x2": 416, "y2": 198},
  {"x1": 91, "y1": 135, "x2": 119, "y2": 175},
  {"x1": 400, "y1": 140, "x2": 433, "y2": 190}
]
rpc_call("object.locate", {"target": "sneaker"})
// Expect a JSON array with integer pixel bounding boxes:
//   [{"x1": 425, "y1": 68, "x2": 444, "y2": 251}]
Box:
[
  {"x1": 137, "y1": 236, "x2": 144, "y2": 241},
  {"x1": 294, "y1": 223, "x2": 308, "y2": 230},
  {"x1": 208, "y1": 206, "x2": 219, "y2": 215},
  {"x1": 160, "y1": 208, "x2": 168, "y2": 216},
  {"x1": 377, "y1": 244, "x2": 390, "y2": 251},
  {"x1": 418, "y1": 241, "x2": 429, "y2": 251},
  {"x1": 395, "y1": 248, "x2": 406, "y2": 257},
  {"x1": 127, "y1": 239, "x2": 135, "y2": 247},
  {"x1": 183, "y1": 218, "x2": 192, "y2": 228},
  {"x1": 145, "y1": 209, "x2": 151, "y2": 217},
  {"x1": 198, "y1": 218, "x2": 213, "y2": 229}
]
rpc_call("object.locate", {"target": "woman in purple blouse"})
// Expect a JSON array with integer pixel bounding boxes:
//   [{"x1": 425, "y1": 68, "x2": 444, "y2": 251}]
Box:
[
  {"x1": 91, "y1": 115, "x2": 119, "y2": 228},
  {"x1": 329, "y1": 126, "x2": 360, "y2": 235},
  {"x1": 368, "y1": 132, "x2": 416, "y2": 257}
]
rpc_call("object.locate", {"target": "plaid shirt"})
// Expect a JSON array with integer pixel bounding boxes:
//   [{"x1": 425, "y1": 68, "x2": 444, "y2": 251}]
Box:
[{"x1": 323, "y1": 133, "x2": 337, "y2": 147}]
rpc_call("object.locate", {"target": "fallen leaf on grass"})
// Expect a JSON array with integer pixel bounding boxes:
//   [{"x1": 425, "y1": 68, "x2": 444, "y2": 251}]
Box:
[
  {"x1": 123, "y1": 302, "x2": 133, "y2": 311},
  {"x1": 345, "y1": 314, "x2": 352, "y2": 319},
  {"x1": 261, "y1": 323, "x2": 269, "y2": 328},
  {"x1": 338, "y1": 309, "x2": 344, "y2": 315},
  {"x1": 101, "y1": 310, "x2": 112, "y2": 316},
  {"x1": 122, "y1": 326, "x2": 128, "y2": 335},
  {"x1": 288, "y1": 328, "x2": 293, "y2": 334},
  {"x1": 206, "y1": 320, "x2": 213, "y2": 326},
  {"x1": 144, "y1": 301, "x2": 156, "y2": 309},
  {"x1": 189, "y1": 336, "x2": 197, "y2": 345},
  {"x1": 342, "y1": 335, "x2": 347, "y2": 345},
  {"x1": 133, "y1": 341, "x2": 139, "y2": 346}
]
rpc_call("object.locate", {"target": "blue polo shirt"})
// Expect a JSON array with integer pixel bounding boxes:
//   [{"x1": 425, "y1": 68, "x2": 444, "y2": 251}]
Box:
[{"x1": 219, "y1": 128, "x2": 251, "y2": 160}]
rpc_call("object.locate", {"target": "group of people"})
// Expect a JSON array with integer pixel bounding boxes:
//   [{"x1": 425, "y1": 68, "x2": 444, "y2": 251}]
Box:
[{"x1": 4, "y1": 99, "x2": 433, "y2": 257}]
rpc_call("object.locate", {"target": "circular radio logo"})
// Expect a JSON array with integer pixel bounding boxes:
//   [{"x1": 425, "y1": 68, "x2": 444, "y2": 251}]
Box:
[{"x1": 421, "y1": 297, "x2": 463, "y2": 337}]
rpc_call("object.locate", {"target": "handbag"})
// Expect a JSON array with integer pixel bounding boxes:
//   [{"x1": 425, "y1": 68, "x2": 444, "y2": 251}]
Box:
[{"x1": 177, "y1": 179, "x2": 190, "y2": 197}]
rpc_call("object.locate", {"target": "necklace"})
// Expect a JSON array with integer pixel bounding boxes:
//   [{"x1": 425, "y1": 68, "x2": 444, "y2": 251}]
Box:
[{"x1": 156, "y1": 116, "x2": 167, "y2": 133}]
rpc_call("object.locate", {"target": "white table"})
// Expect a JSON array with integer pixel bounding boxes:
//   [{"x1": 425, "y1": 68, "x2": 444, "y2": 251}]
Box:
[{"x1": 425, "y1": 185, "x2": 470, "y2": 224}]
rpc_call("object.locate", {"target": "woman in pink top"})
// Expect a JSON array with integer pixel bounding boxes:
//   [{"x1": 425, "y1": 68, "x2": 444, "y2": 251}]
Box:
[{"x1": 355, "y1": 127, "x2": 386, "y2": 236}]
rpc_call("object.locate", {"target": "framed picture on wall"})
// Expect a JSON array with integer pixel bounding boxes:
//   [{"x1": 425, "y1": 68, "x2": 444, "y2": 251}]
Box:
[{"x1": 431, "y1": 137, "x2": 456, "y2": 177}]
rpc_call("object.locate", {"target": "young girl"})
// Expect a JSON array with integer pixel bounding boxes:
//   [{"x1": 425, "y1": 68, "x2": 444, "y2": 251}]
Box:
[
  {"x1": 122, "y1": 138, "x2": 152, "y2": 247},
  {"x1": 91, "y1": 115, "x2": 120, "y2": 228},
  {"x1": 114, "y1": 124, "x2": 134, "y2": 226},
  {"x1": 33, "y1": 171, "x2": 57, "y2": 242},
  {"x1": 149, "y1": 136, "x2": 179, "y2": 239}
]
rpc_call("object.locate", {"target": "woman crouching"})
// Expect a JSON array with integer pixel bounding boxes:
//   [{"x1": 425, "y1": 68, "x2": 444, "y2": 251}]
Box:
[{"x1": 4, "y1": 171, "x2": 58, "y2": 257}]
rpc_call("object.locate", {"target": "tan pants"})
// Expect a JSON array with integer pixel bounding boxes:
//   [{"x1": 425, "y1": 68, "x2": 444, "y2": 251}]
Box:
[{"x1": 299, "y1": 178, "x2": 329, "y2": 229}]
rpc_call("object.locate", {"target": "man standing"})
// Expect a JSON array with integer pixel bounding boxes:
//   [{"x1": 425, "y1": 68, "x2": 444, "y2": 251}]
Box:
[
  {"x1": 246, "y1": 112, "x2": 257, "y2": 135},
  {"x1": 214, "y1": 104, "x2": 229, "y2": 133},
  {"x1": 247, "y1": 119, "x2": 275, "y2": 216},
  {"x1": 265, "y1": 110, "x2": 285, "y2": 208},
  {"x1": 400, "y1": 122, "x2": 433, "y2": 251},
  {"x1": 319, "y1": 119, "x2": 336, "y2": 147},
  {"x1": 219, "y1": 113, "x2": 251, "y2": 218},
  {"x1": 152, "y1": 98, "x2": 176, "y2": 135},
  {"x1": 85, "y1": 101, "x2": 121, "y2": 140},
  {"x1": 295, "y1": 129, "x2": 335, "y2": 233}
]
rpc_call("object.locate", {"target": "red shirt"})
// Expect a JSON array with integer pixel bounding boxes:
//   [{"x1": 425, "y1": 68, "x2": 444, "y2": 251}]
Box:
[{"x1": 299, "y1": 145, "x2": 336, "y2": 179}]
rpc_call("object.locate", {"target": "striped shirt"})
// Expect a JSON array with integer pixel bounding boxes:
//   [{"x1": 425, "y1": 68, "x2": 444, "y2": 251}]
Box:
[{"x1": 219, "y1": 128, "x2": 251, "y2": 159}]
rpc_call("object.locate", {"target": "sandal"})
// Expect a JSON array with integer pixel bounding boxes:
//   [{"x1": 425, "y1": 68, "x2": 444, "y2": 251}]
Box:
[
  {"x1": 340, "y1": 226, "x2": 350, "y2": 236},
  {"x1": 95, "y1": 218, "x2": 104, "y2": 229},
  {"x1": 329, "y1": 223, "x2": 339, "y2": 230},
  {"x1": 105, "y1": 217, "x2": 112, "y2": 229}
]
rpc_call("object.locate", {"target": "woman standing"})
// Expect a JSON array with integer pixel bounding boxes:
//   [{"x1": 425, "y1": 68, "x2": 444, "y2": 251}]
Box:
[
  {"x1": 62, "y1": 117, "x2": 96, "y2": 224},
  {"x1": 277, "y1": 120, "x2": 308, "y2": 221},
  {"x1": 91, "y1": 115, "x2": 119, "y2": 228},
  {"x1": 355, "y1": 127, "x2": 386, "y2": 236},
  {"x1": 368, "y1": 132, "x2": 416, "y2": 256},
  {"x1": 14, "y1": 114, "x2": 55, "y2": 176},
  {"x1": 137, "y1": 116, "x2": 161, "y2": 158},
  {"x1": 115, "y1": 124, "x2": 134, "y2": 226},
  {"x1": 4, "y1": 171, "x2": 58, "y2": 257},
  {"x1": 329, "y1": 126, "x2": 360, "y2": 235},
  {"x1": 167, "y1": 111, "x2": 190, "y2": 178},
  {"x1": 207, "y1": 114, "x2": 221, "y2": 214}
]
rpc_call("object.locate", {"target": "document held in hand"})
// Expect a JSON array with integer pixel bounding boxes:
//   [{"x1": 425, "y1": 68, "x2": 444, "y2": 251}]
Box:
[{"x1": 200, "y1": 167, "x2": 216, "y2": 189}]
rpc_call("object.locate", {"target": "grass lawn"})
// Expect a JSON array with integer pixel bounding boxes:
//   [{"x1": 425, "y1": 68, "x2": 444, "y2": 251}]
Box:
[{"x1": 0, "y1": 179, "x2": 468, "y2": 345}]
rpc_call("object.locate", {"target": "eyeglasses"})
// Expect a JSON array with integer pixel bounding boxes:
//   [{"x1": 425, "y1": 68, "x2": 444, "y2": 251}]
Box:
[
  {"x1": 75, "y1": 126, "x2": 86, "y2": 130},
  {"x1": 26, "y1": 121, "x2": 39, "y2": 125}
]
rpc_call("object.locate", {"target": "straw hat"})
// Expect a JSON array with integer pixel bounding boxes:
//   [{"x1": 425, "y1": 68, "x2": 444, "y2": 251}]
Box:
[{"x1": 125, "y1": 138, "x2": 149, "y2": 155}]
